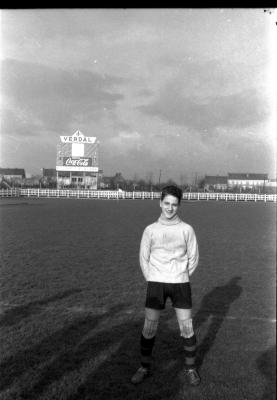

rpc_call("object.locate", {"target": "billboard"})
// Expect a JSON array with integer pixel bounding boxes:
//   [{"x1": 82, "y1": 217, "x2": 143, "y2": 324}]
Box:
[
  {"x1": 63, "y1": 157, "x2": 92, "y2": 167},
  {"x1": 56, "y1": 130, "x2": 99, "y2": 172},
  {"x1": 60, "y1": 135, "x2": 96, "y2": 144}
]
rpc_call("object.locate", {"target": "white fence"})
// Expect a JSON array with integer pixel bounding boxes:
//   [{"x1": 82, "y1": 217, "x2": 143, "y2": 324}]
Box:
[{"x1": 0, "y1": 189, "x2": 276, "y2": 202}]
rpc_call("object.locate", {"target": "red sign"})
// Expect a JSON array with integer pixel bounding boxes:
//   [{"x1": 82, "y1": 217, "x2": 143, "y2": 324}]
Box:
[{"x1": 63, "y1": 157, "x2": 92, "y2": 167}]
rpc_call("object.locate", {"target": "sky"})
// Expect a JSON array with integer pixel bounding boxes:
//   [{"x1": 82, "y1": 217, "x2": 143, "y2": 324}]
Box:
[{"x1": 1, "y1": 8, "x2": 276, "y2": 183}]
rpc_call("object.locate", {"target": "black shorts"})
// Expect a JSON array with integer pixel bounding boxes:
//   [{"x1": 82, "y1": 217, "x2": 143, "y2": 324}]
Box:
[{"x1": 145, "y1": 281, "x2": 192, "y2": 310}]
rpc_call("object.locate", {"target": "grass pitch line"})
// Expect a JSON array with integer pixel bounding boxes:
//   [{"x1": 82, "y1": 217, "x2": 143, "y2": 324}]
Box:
[
  {"x1": 0, "y1": 302, "x2": 276, "y2": 323},
  {"x1": 206, "y1": 314, "x2": 276, "y2": 323}
]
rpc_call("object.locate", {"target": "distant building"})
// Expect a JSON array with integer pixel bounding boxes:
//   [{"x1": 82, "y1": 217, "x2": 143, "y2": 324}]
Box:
[
  {"x1": 0, "y1": 168, "x2": 26, "y2": 187},
  {"x1": 100, "y1": 176, "x2": 112, "y2": 189},
  {"x1": 42, "y1": 168, "x2": 56, "y2": 178},
  {"x1": 204, "y1": 175, "x2": 228, "y2": 191},
  {"x1": 56, "y1": 130, "x2": 100, "y2": 189},
  {"x1": 266, "y1": 178, "x2": 277, "y2": 187},
  {"x1": 265, "y1": 178, "x2": 277, "y2": 193},
  {"x1": 23, "y1": 176, "x2": 41, "y2": 187},
  {"x1": 112, "y1": 172, "x2": 126, "y2": 190},
  {"x1": 227, "y1": 173, "x2": 268, "y2": 190},
  {"x1": 99, "y1": 172, "x2": 126, "y2": 190},
  {"x1": 0, "y1": 168, "x2": 26, "y2": 179},
  {"x1": 39, "y1": 168, "x2": 57, "y2": 188}
]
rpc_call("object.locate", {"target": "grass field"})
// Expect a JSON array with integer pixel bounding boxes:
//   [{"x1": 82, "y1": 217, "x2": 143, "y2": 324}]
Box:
[{"x1": 0, "y1": 198, "x2": 276, "y2": 400}]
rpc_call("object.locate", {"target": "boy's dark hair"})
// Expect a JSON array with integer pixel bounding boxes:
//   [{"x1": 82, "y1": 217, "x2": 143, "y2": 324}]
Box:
[{"x1": 160, "y1": 185, "x2": 183, "y2": 204}]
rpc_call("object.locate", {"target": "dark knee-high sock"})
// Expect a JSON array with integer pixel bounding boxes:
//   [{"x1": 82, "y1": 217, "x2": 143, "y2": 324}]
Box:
[
  {"x1": 140, "y1": 334, "x2": 155, "y2": 368},
  {"x1": 183, "y1": 334, "x2": 197, "y2": 369}
]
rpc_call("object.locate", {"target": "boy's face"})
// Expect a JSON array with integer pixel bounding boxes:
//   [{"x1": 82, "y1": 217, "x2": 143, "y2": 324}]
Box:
[{"x1": 160, "y1": 194, "x2": 180, "y2": 220}]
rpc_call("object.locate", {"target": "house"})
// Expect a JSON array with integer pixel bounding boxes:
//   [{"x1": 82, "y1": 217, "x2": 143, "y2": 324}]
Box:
[
  {"x1": 265, "y1": 178, "x2": 277, "y2": 187},
  {"x1": 0, "y1": 168, "x2": 26, "y2": 179},
  {"x1": 0, "y1": 168, "x2": 26, "y2": 187},
  {"x1": 227, "y1": 173, "x2": 268, "y2": 190},
  {"x1": 265, "y1": 178, "x2": 277, "y2": 193},
  {"x1": 204, "y1": 175, "x2": 228, "y2": 191}
]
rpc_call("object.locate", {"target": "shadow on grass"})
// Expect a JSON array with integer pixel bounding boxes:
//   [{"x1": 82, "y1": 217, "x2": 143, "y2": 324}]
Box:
[
  {"x1": 65, "y1": 280, "x2": 245, "y2": 400},
  {"x1": 2, "y1": 307, "x2": 190, "y2": 400},
  {"x1": 1, "y1": 278, "x2": 243, "y2": 400},
  {"x1": 0, "y1": 288, "x2": 83, "y2": 327},
  {"x1": 193, "y1": 276, "x2": 243, "y2": 368},
  {"x1": 64, "y1": 315, "x2": 186, "y2": 400},
  {"x1": 62, "y1": 277, "x2": 245, "y2": 400},
  {"x1": 256, "y1": 345, "x2": 276, "y2": 400},
  {"x1": 0, "y1": 302, "x2": 128, "y2": 393}
]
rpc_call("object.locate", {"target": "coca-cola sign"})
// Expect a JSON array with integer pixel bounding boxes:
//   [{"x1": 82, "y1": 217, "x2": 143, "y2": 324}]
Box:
[{"x1": 63, "y1": 157, "x2": 92, "y2": 167}]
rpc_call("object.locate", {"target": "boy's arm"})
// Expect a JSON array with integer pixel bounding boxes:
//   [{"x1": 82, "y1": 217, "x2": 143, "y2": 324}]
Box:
[
  {"x1": 139, "y1": 226, "x2": 151, "y2": 280},
  {"x1": 186, "y1": 226, "x2": 199, "y2": 276}
]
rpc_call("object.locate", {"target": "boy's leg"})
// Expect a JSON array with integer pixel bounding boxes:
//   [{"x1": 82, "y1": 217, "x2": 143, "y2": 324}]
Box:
[
  {"x1": 131, "y1": 308, "x2": 160, "y2": 384},
  {"x1": 141, "y1": 308, "x2": 160, "y2": 367},
  {"x1": 174, "y1": 307, "x2": 201, "y2": 386}
]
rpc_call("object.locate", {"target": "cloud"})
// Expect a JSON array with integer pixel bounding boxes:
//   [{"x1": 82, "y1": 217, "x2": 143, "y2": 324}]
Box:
[
  {"x1": 136, "y1": 54, "x2": 268, "y2": 138},
  {"x1": 0, "y1": 108, "x2": 41, "y2": 138},
  {"x1": 1, "y1": 58, "x2": 124, "y2": 137},
  {"x1": 138, "y1": 85, "x2": 269, "y2": 133},
  {"x1": 137, "y1": 89, "x2": 153, "y2": 97},
  {"x1": 109, "y1": 130, "x2": 142, "y2": 152}
]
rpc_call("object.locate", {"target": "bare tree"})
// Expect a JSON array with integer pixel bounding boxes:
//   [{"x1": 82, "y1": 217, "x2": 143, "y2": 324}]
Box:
[
  {"x1": 132, "y1": 173, "x2": 139, "y2": 191},
  {"x1": 145, "y1": 171, "x2": 154, "y2": 191},
  {"x1": 179, "y1": 173, "x2": 187, "y2": 190}
]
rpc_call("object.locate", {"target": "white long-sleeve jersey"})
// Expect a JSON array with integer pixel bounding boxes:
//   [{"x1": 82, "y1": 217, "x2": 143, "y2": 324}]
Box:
[{"x1": 139, "y1": 215, "x2": 199, "y2": 283}]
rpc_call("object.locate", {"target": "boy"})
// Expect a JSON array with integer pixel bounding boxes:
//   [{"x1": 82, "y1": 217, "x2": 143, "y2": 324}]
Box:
[{"x1": 131, "y1": 185, "x2": 201, "y2": 386}]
